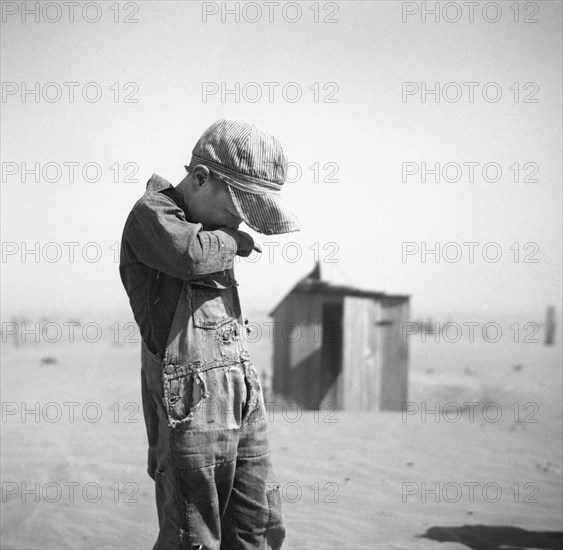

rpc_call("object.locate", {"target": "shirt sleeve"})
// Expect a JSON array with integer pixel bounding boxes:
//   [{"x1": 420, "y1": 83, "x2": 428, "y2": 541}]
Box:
[{"x1": 125, "y1": 192, "x2": 239, "y2": 280}]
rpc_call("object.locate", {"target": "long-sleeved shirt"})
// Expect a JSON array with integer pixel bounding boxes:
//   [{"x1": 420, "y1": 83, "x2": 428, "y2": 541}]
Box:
[{"x1": 119, "y1": 174, "x2": 240, "y2": 357}]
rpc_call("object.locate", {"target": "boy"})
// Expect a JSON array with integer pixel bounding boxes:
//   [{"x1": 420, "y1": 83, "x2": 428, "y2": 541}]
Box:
[{"x1": 119, "y1": 119, "x2": 300, "y2": 550}]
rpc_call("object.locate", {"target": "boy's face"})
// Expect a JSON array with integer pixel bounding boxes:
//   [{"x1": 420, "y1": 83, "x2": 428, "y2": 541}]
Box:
[{"x1": 187, "y1": 172, "x2": 243, "y2": 231}]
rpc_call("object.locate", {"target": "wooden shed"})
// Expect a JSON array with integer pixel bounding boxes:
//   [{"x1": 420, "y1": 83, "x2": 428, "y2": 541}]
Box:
[{"x1": 270, "y1": 265, "x2": 410, "y2": 411}]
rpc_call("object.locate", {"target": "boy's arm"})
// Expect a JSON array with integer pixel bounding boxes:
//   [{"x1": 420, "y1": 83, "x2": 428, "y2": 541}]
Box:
[{"x1": 125, "y1": 194, "x2": 248, "y2": 279}]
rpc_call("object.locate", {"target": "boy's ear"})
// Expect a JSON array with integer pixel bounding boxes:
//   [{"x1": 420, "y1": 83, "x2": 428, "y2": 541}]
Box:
[{"x1": 192, "y1": 164, "x2": 210, "y2": 187}]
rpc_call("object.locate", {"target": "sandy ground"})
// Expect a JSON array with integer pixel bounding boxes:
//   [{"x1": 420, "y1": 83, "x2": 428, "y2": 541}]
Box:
[{"x1": 1, "y1": 313, "x2": 562, "y2": 549}]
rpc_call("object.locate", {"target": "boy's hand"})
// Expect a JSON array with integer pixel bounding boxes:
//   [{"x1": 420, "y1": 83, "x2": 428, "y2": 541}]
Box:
[
  {"x1": 234, "y1": 230, "x2": 255, "y2": 257},
  {"x1": 218, "y1": 228, "x2": 256, "y2": 257}
]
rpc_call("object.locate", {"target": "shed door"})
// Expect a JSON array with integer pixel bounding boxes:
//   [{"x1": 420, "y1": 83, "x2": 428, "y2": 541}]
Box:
[{"x1": 320, "y1": 304, "x2": 343, "y2": 408}]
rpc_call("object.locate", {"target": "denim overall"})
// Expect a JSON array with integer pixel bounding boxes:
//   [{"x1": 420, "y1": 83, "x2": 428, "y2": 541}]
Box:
[{"x1": 140, "y1": 269, "x2": 285, "y2": 550}]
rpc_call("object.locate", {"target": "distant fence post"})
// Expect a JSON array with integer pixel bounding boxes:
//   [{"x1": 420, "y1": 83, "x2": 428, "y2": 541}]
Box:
[{"x1": 544, "y1": 306, "x2": 556, "y2": 346}]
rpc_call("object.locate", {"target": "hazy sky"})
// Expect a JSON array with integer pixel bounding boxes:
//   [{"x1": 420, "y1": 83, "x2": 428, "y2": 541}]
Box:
[{"x1": 1, "y1": 0, "x2": 561, "y2": 322}]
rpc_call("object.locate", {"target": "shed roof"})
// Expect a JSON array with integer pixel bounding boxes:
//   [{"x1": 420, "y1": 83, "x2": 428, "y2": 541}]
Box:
[{"x1": 269, "y1": 265, "x2": 410, "y2": 317}]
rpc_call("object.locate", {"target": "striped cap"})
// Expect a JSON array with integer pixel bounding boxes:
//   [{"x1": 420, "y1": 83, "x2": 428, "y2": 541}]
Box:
[{"x1": 186, "y1": 119, "x2": 300, "y2": 235}]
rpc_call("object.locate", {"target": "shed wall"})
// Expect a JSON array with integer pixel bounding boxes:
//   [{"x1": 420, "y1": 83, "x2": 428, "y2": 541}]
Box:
[
  {"x1": 378, "y1": 297, "x2": 410, "y2": 411},
  {"x1": 342, "y1": 297, "x2": 380, "y2": 410}
]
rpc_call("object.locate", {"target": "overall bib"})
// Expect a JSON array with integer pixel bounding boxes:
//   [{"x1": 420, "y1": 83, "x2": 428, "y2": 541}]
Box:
[{"x1": 140, "y1": 270, "x2": 285, "y2": 550}]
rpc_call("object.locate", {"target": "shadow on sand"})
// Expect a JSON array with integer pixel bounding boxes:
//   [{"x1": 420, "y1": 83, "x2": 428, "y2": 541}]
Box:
[{"x1": 420, "y1": 524, "x2": 563, "y2": 550}]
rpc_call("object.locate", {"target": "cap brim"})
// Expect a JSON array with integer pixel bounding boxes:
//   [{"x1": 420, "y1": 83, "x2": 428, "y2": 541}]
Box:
[{"x1": 226, "y1": 184, "x2": 301, "y2": 236}]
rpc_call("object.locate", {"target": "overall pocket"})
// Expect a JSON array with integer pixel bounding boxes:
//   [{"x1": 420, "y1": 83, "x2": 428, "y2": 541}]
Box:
[
  {"x1": 162, "y1": 366, "x2": 208, "y2": 429},
  {"x1": 190, "y1": 287, "x2": 243, "y2": 365},
  {"x1": 191, "y1": 286, "x2": 239, "y2": 328}
]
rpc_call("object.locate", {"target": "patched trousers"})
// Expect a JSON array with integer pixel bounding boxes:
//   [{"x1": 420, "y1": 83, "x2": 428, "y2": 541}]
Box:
[{"x1": 141, "y1": 341, "x2": 285, "y2": 550}]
